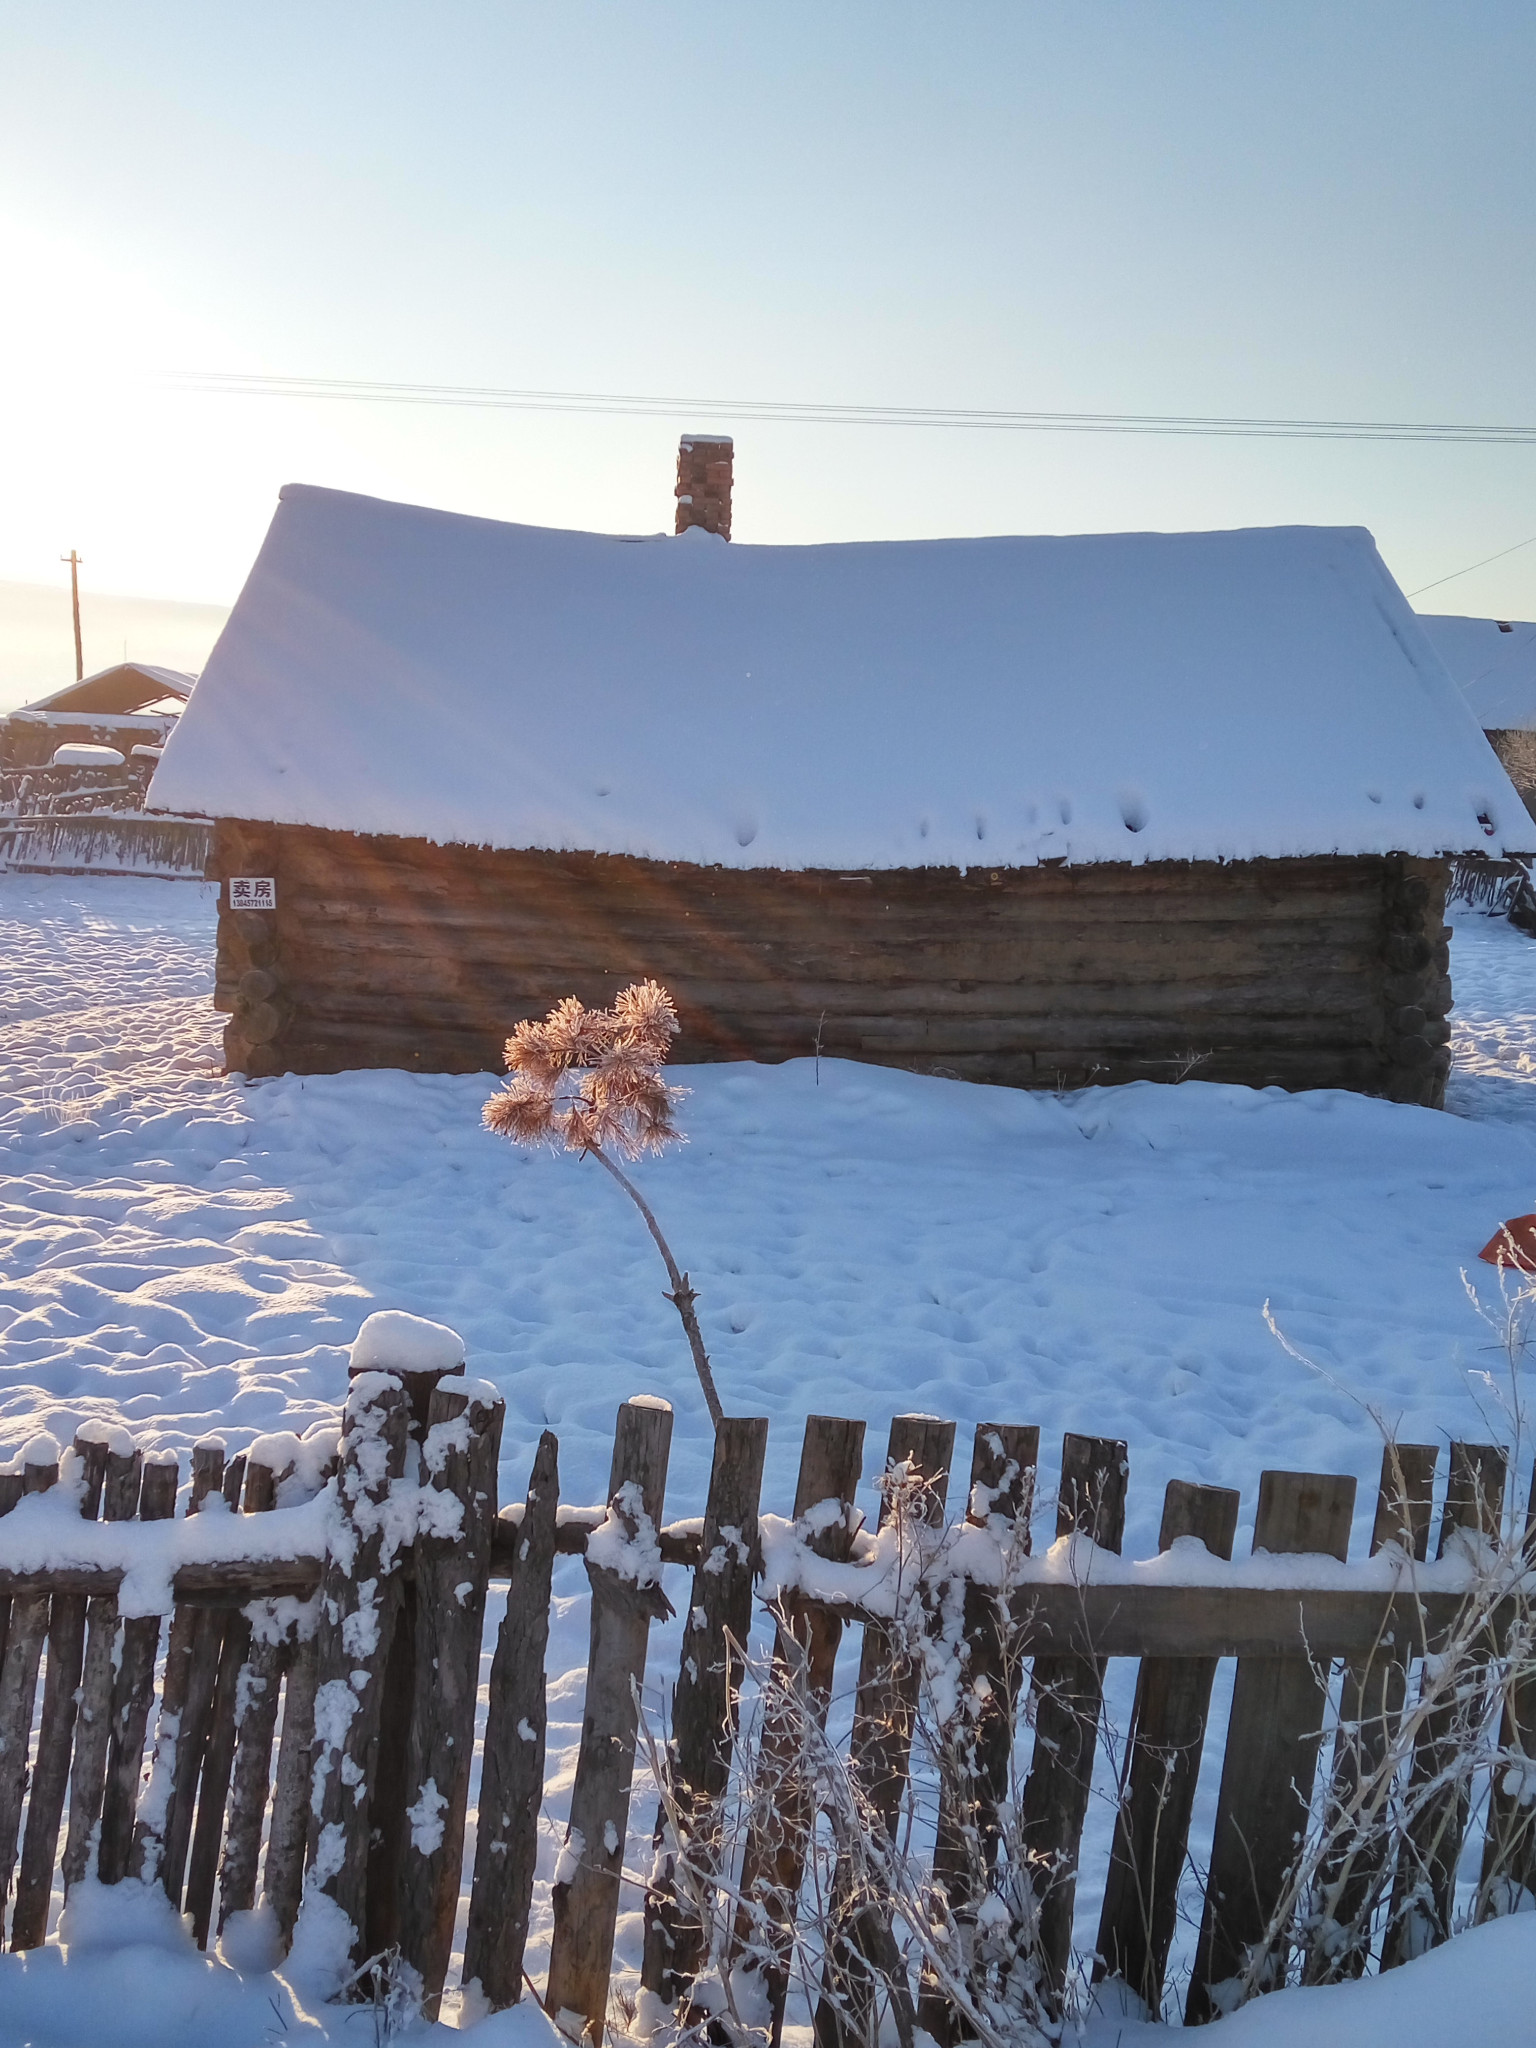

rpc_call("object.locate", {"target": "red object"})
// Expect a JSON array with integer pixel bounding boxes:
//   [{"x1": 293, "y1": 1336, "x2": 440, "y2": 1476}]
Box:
[{"x1": 1478, "y1": 1215, "x2": 1536, "y2": 1273}]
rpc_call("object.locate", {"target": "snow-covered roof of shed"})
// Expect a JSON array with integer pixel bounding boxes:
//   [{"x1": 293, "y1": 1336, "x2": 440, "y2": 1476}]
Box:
[
  {"x1": 148, "y1": 483, "x2": 1533, "y2": 865},
  {"x1": 18, "y1": 663, "x2": 195, "y2": 718},
  {"x1": 1417, "y1": 614, "x2": 1536, "y2": 733}
]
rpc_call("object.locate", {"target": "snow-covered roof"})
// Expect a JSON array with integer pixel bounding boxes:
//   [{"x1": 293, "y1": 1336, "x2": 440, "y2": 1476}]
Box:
[
  {"x1": 17, "y1": 663, "x2": 196, "y2": 718},
  {"x1": 149, "y1": 483, "x2": 1533, "y2": 865},
  {"x1": 1417, "y1": 614, "x2": 1536, "y2": 733}
]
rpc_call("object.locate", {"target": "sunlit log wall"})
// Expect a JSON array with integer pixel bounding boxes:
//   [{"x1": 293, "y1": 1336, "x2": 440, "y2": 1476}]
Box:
[{"x1": 210, "y1": 821, "x2": 1452, "y2": 1105}]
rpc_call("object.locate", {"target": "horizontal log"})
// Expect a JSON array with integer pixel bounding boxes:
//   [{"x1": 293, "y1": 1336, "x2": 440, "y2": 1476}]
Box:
[
  {"x1": 0, "y1": 1559, "x2": 322, "y2": 1605},
  {"x1": 490, "y1": 1509, "x2": 701, "y2": 1573}
]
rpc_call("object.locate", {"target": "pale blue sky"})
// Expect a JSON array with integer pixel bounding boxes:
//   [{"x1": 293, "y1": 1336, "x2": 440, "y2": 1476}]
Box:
[{"x1": 2, "y1": 1, "x2": 1533, "y2": 700}]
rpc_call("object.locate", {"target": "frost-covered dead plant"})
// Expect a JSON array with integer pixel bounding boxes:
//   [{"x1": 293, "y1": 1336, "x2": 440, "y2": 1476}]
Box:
[
  {"x1": 1231, "y1": 1270, "x2": 1536, "y2": 2007},
  {"x1": 483, "y1": 981, "x2": 724, "y2": 1426},
  {"x1": 632, "y1": 1463, "x2": 1061, "y2": 2048}
]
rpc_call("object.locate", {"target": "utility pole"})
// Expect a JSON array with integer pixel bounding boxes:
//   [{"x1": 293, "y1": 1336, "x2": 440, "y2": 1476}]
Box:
[{"x1": 61, "y1": 551, "x2": 83, "y2": 681}]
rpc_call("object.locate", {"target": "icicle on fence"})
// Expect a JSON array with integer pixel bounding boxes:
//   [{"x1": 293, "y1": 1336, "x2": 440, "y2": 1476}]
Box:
[{"x1": 2, "y1": 1356, "x2": 1535, "y2": 2039}]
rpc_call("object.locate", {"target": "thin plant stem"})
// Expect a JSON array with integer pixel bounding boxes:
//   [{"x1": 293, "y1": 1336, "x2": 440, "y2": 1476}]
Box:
[{"x1": 588, "y1": 1141, "x2": 726, "y2": 1429}]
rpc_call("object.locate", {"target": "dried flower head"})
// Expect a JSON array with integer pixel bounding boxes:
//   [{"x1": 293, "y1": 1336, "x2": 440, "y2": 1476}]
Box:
[{"x1": 483, "y1": 981, "x2": 684, "y2": 1161}]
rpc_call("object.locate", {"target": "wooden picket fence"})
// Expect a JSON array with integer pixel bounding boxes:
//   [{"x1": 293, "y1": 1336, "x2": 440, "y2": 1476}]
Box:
[{"x1": 0, "y1": 1357, "x2": 1529, "y2": 2040}]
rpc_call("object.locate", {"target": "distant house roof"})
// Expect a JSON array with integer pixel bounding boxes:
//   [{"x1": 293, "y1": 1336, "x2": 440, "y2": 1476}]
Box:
[
  {"x1": 149, "y1": 483, "x2": 1533, "y2": 865},
  {"x1": 1417, "y1": 614, "x2": 1536, "y2": 733},
  {"x1": 15, "y1": 663, "x2": 196, "y2": 719}
]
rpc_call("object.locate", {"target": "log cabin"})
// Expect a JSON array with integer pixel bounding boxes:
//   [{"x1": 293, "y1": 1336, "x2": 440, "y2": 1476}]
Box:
[{"x1": 148, "y1": 445, "x2": 1533, "y2": 1106}]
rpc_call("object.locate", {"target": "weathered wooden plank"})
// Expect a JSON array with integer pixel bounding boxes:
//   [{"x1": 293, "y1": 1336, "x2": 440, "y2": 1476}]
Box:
[
  {"x1": 0, "y1": 1452, "x2": 59, "y2": 1924},
  {"x1": 61, "y1": 1443, "x2": 142, "y2": 1891},
  {"x1": 12, "y1": 1430, "x2": 111, "y2": 1948},
  {"x1": 1383, "y1": 1442, "x2": 1509, "y2": 1969},
  {"x1": 817, "y1": 1416, "x2": 957, "y2": 2048},
  {"x1": 1303, "y1": 1445, "x2": 1438, "y2": 1983},
  {"x1": 1477, "y1": 1451, "x2": 1536, "y2": 1921},
  {"x1": 0, "y1": 1558, "x2": 322, "y2": 1603},
  {"x1": 400, "y1": 1381, "x2": 505, "y2": 2019},
  {"x1": 158, "y1": 1442, "x2": 229, "y2": 1909},
  {"x1": 642, "y1": 1415, "x2": 769, "y2": 2009},
  {"x1": 734, "y1": 1416, "x2": 866, "y2": 2048},
  {"x1": 216, "y1": 1459, "x2": 285, "y2": 1934},
  {"x1": 545, "y1": 1398, "x2": 675, "y2": 2045},
  {"x1": 1094, "y1": 1479, "x2": 1241, "y2": 2014},
  {"x1": 919, "y1": 1422, "x2": 1039, "y2": 2045},
  {"x1": 262, "y1": 1629, "x2": 318, "y2": 1952},
  {"x1": 1186, "y1": 1469, "x2": 1357, "y2": 2024},
  {"x1": 99, "y1": 1454, "x2": 177, "y2": 1883},
  {"x1": 1019, "y1": 1433, "x2": 1130, "y2": 2007},
  {"x1": 306, "y1": 1374, "x2": 412, "y2": 1967},
  {"x1": 464, "y1": 1429, "x2": 561, "y2": 2014},
  {"x1": 186, "y1": 1595, "x2": 254, "y2": 1942}
]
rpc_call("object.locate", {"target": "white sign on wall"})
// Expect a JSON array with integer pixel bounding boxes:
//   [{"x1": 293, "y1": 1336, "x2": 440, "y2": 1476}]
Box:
[{"x1": 229, "y1": 877, "x2": 277, "y2": 911}]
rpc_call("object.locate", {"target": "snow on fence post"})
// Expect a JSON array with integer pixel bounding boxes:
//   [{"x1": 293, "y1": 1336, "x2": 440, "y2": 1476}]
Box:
[
  {"x1": 215, "y1": 1453, "x2": 286, "y2": 1935},
  {"x1": 99, "y1": 1452, "x2": 178, "y2": 1883},
  {"x1": 816, "y1": 1414, "x2": 956, "y2": 2048},
  {"x1": 60, "y1": 1435, "x2": 142, "y2": 1892},
  {"x1": 12, "y1": 1428, "x2": 111, "y2": 1948},
  {"x1": 464, "y1": 1428, "x2": 560, "y2": 2014},
  {"x1": 1382, "y1": 1440, "x2": 1509, "y2": 1968},
  {"x1": 918, "y1": 1421, "x2": 1040, "y2": 2045},
  {"x1": 545, "y1": 1396, "x2": 675, "y2": 2045},
  {"x1": 1017, "y1": 1431, "x2": 1130, "y2": 2009},
  {"x1": 1303, "y1": 1443, "x2": 1439, "y2": 1984},
  {"x1": 303, "y1": 1370, "x2": 412, "y2": 1969},
  {"x1": 399, "y1": 1377, "x2": 505, "y2": 2019},
  {"x1": 642, "y1": 1413, "x2": 770, "y2": 2011},
  {"x1": 0, "y1": 1439, "x2": 58, "y2": 1923},
  {"x1": 1093, "y1": 1476, "x2": 1241, "y2": 2013},
  {"x1": 1186, "y1": 1468, "x2": 1357, "y2": 2023},
  {"x1": 735, "y1": 1415, "x2": 865, "y2": 2047}
]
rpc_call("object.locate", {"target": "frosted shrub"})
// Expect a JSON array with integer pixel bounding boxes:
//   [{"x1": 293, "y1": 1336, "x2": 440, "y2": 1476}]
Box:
[{"x1": 482, "y1": 981, "x2": 725, "y2": 1427}]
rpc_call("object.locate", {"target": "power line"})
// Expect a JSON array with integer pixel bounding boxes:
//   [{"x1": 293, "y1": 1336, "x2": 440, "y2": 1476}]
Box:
[
  {"x1": 1407, "y1": 532, "x2": 1536, "y2": 599},
  {"x1": 168, "y1": 369, "x2": 1536, "y2": 445}
]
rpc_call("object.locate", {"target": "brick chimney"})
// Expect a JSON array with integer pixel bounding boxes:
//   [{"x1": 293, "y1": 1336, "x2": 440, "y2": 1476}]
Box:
[{"x1": 675, "y1": 435, "x2": 733, "y2": 539}]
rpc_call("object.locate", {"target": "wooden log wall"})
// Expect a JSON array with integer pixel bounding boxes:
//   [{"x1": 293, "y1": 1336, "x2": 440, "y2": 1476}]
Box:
[
  {"x1": 211, "y1": 821, "x2": 1453, "y2": 1106},
  {"x1": 3, "y1": 1384, "x2": 1533, "y2": 2037}
]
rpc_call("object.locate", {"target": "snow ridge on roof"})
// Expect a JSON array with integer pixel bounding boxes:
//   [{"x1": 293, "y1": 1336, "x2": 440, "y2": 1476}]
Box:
[
  {"x1": 1417, "y1": 614, "x2": 1536, "y2": 734},
  {"x1": 150, "y1": 484, "x2": 1533, "y2": 865}
]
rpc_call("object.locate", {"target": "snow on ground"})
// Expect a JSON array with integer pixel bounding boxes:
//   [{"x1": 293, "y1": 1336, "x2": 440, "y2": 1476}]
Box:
[{"x1": 4, "y1": 873, "x2": 1536, "y2": 2043}]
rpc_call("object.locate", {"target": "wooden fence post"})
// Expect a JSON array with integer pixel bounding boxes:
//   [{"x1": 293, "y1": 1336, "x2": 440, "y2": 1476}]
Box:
[
  {"x1": 1093, "y1": 1478, "x2": 1241, "y2": 2014},
  {"x1": 816, "y1": 1414, "x2": 956, "y2": 2048},
  {"x1": 0, "y1": 1443, "x2": 59, "y2": 1924},
  {"x1": 186, "y1": 1463, "x2": 260, "y2": 1947},
  {"x1": 464, "y1": 1429, "x2": 561, "y2": 2013},
  {"x1": 99, "y1": 1453, "x2": 178, "y2": 1883},
  {"x1": 1302, "y1": 1443, "x2": 1438, "y2": 1982},
  {"x1": 305, "y1": 1371, "x2": 412, "y2": 1968},
  {"x1": 216, "y1": 1455, "x2": 285, "y2": 1933},
  {"x1": 138, "y1": 1438, "x2": 227, "y2": 1902},
  {"x1": 1477, "y1": 1449, "x2": 1536, "y2": 1920},
  {"x1": 262, "y1": 1619, "x2": 319, "y2": 1951},
  {"x1": 919, "y1": 1422, "x2": 1039, "y2": 2045},
  {"x1": 1382, "y1": 1440, "x2": 1508, "y2": 1968},
  {"x1": 400, "y1": 1379, "x2": 505, "y2": 2018},
  {"x1": 1017, "y1": 1432, "x2": 1129, "y2": 2007},
  {"x1": 734, "y1": 1415, "x2": 865, "y2": 2048},
  {"x1": 642, "y1": 1414, "x2": 769, "y2": 2009},
  {"x1": 61, "y1": 1438, "x2": 142, "y2": 1891},
  {"x1": 545, "y1": 1397, "x2": 675, "y2": 2045},
  {"x1": 12, "y1": 1428, "x2": 111, "y2": 1948},
  {"x1": 1186, "y1": 1468, "x2": 1356, "y2": 2023}
]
